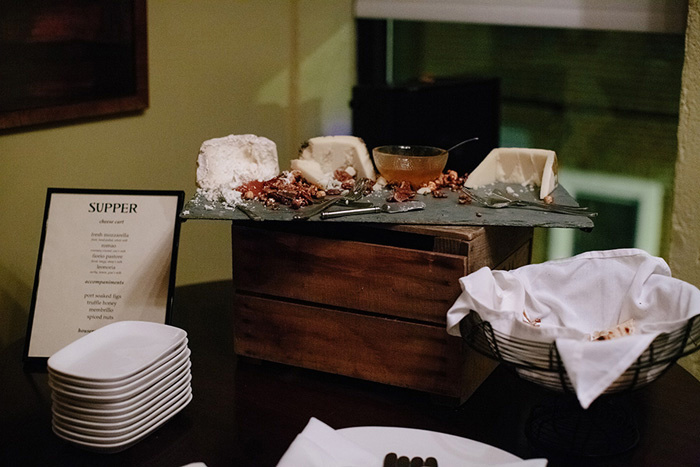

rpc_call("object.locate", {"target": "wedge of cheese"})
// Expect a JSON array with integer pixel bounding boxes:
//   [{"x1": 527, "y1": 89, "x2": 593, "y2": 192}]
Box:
[
  {"x1": 465, "y1": 147, "x2": 558, "y2": 199},
  {"x1": 291, "y1": 135, "x2": 376, "y2": 188},
  {"x1": 290, "y1": 158, "x2": 330, "y2": 189}
]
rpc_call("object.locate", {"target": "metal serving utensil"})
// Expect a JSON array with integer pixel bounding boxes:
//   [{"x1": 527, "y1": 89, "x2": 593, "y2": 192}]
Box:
[
  {"x1": 490, "y1": 188, "x2": 590, "y2": 211},
  {"x1": 462, "y1": 188, "x2": 597, "y2": 218},
  {"x1": 292, "y1": 177, "x2": 369, "y2": 221},
  {"x1": 446, "y1": 136, "x2": 479, "y2": 152},
  {"x1": 237, "y1": 204, "x2": 264, "y2": 221},
  {"x1": 336, "y1": 199, "x2": 374, "y2": 207},
  {"x1": 320, "y1": 201, "x2": 426, "y2": 219}
]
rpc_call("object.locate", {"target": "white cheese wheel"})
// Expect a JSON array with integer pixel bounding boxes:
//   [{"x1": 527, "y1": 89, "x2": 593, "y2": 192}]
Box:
[
  {"x1": 196, "y1": 134, "x2": 279, "y2": 205},
  {"x1": 196, "y1": 134, "x2": 279, "y2": 189}
]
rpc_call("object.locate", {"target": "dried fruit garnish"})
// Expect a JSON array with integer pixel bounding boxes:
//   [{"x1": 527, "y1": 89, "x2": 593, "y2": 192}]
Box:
[
  {"x1": 236, "y1": 171, "x2": 324, "y2": 209},
  {"x1": 387, "y1": 181, "x2": 416, "y2": 202}
]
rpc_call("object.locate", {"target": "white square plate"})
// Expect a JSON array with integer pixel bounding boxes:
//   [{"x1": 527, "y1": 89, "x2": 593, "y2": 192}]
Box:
[
  {"x1": 48, "y1": 347, "x2": 190, "y2": 398},
  {"x1": 52, "y1": 372, "x2": 192, "y2": 425},
  {"x1": 52, "y1": 391, "x2": 192, "y2": 453},
  {"x1": 53, "y1": 385, "x2": 192, "y2": 438},
  {"x1": 51, "y1": 360, "x2": 191, "y2": 409},
  {"x1": 47, "y1": 321, "x2": 186, "y2": 381},
  {"x1": 48, "y1": 339, "x2": 188, "y2": 389}
]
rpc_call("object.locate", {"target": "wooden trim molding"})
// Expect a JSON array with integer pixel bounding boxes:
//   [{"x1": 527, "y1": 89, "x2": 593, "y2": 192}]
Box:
[{"x1": 355, "y1": 0, "x2": 687, "y2": 34}]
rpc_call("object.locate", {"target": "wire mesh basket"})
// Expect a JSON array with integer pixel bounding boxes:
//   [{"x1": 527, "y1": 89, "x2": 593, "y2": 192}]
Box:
[
  {"x1": 459, "y1": 312, "x2": 700, "y2": 457},
  {"x1": 459, "y1": 312, "x2": 700, "y2": 394}
]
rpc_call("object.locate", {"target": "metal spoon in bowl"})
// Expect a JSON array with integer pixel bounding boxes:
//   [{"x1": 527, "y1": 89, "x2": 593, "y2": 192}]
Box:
[{"x1": 446, "y1": 137, "x2": 479, "y2": 153}]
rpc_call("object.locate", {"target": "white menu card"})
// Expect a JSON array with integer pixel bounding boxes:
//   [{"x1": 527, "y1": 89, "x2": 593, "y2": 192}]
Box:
[{"x1": 24, "y1": 189, "x2": 184, "y2": 362}]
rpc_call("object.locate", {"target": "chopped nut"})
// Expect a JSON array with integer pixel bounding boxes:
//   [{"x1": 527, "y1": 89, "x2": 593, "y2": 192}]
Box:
[
  {"x1": 543, "y1": 195, "x2": 553, "y2": 205},
  {"x1": 387, "y1": 181, "x2": 415, "y2": 202},
  {"x1": 244, "y1": 190, "x2": 255, "y2": 200}
]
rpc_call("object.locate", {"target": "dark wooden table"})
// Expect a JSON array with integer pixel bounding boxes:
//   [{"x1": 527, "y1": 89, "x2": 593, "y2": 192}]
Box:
[{"x1": 2, "y1": 281, "x2": 699, "y2": 466}]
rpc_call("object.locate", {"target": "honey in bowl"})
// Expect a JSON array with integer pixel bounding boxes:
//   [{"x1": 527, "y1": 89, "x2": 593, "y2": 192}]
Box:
[{"x1": 373, "y1": 145, "x2": 449, "y2": 189}]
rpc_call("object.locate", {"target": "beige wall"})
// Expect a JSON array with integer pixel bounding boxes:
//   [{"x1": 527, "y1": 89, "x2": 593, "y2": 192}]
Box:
[
  {"x1": 673, "y1": 0, "x2": 700, "y2": 378},
  {"x1": 2, "y1": 0, "x2": 699, "y2": 382},
  {"x1": 0, "y1": 1, "x2": 355, "y2": 349}
]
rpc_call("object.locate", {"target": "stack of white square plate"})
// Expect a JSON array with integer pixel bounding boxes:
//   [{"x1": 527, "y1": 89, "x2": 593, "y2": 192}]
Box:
[{"x1": 47, "y1": 321, "x2": 192, "y2": 453}]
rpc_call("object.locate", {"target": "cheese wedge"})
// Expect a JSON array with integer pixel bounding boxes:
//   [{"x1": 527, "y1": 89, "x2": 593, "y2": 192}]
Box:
[
  {"x1": 291, "y1": 136, "x2": 376, "y2": 188},
  {"x1": 465, "y1": 148, "x2": 558, "y2": 199},
  {"x1": 290, "y1": 158, "x2": 330, "y2": 189}
]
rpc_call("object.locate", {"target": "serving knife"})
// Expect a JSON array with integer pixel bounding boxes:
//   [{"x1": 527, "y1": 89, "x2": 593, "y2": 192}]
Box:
[
  {"x1": 237, "y1": 204, "x2": 263, "y2": 221},
  {"x1": 293, "y1": 177, "x2": 369, "y2": 221},
  {"x1": 320, "y1": 201, "x2": 426, "y2": 219}
]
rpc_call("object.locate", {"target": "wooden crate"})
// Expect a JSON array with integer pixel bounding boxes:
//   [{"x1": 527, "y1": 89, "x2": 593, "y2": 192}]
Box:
[{"x1": 231, "y1": 222, "x2": 532, "y2": 403}]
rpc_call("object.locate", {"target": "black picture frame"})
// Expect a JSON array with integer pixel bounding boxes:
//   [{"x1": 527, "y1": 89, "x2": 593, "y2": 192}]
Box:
[
  {"x1": 0, "y1": 0, "x2": 148, "y2": 130},
  {"x1": 24, "y1": 188, "x2": 184, "y2": 365}
]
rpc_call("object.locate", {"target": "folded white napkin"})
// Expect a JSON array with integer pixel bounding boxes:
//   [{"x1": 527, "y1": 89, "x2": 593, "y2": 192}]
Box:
[
  {"x1": 277, "y1": 418, "x2": 548, "y2": 466},
  {"x1": 276, "y1": 418, "x2": 380, "y2": 467},
  {"x1": 446, "y1": 248, "x2": 700, "y2": 408}
]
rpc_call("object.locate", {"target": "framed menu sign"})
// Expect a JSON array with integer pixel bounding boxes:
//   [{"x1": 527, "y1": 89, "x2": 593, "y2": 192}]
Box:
[{"x1": 24, "y1": 189, "x2": 184, "y2": 363}]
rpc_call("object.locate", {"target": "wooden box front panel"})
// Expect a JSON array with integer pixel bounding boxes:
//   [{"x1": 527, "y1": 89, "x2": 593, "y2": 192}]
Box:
[
  {"x1": 233, "y1": 294, "x2": 496, "y2": 398},
  {"x1": 230, "y1": 224, "x2": 532, "y2": 398},
  {"x1": 232, "y1": 226, "x2": 468, "y2": 325}
]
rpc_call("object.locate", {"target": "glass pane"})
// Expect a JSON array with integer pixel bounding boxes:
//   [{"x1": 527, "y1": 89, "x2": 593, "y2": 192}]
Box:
[{"x1": 573, "y1": 196, "x2": 638, "y2": 254}]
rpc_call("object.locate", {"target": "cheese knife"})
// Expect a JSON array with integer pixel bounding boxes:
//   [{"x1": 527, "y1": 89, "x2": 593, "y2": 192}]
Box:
[
  {"x1": 293, "y1": 177, "x2": 369, "y2": 221},
  {"x1": 237, "y1": 204, "x2": 263, "y2": 221},
  {"x1": 320, "y1": 201, "x2": 426, "y2": 219}
]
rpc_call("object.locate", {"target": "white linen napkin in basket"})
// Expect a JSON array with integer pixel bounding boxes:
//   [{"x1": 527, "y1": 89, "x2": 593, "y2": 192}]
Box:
[{"x1": 446, "y1": 248, "x2": 700, "y2": 409}]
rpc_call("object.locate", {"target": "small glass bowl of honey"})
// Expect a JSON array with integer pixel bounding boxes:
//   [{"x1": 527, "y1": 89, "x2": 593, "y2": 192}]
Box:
[{"x1": 372, "y1": 145, "x2": 448, "y2": 189}]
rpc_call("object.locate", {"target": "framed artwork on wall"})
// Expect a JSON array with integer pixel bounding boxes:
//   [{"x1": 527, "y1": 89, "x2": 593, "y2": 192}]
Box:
[{"x1": 0, "y1": 0, "x2": 148, "y2": 130}]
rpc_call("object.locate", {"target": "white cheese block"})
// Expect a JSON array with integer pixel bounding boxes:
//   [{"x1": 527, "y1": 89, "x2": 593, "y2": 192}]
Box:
[
  {"x1": 196, "y1": 134, "x2": 279, "y2": 204},
  {"x1": 291, "y1": 135, "x2": 376, "y2": 188},
  {"x1": 290, "y1": 159, "x2": 330, "y2": 189},
  {"x1": 465, "y1": 147, "x2": 558, "y2": 199}
]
